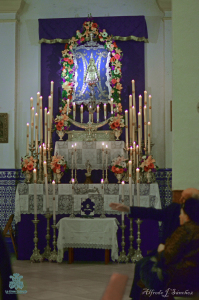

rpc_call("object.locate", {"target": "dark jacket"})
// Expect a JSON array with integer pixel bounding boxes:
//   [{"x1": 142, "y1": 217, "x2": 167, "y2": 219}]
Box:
[{"x1": 129, "y1": 202, "x2": 181, "y2": 243}]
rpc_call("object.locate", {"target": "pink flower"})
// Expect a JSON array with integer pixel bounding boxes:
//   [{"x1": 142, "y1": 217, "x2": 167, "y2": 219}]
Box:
[{"x1": 114, "y1": 54, "x2": 120, "y2": 60}]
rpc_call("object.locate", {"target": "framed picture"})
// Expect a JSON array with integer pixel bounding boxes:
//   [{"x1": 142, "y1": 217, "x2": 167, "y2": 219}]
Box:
[{"x1": 0, "y1": 113, "x2": 8, "y2": 143}]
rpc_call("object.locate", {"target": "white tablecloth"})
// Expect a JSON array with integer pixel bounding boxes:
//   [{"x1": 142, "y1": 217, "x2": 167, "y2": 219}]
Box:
[
  {"x1": 54, "y1": 141, "x2": 127, "y2": 169},
  {"x1": 15, "y1": 183, "x2": 161, "y2": 223},
  {"x1": 56, "y1": 217, "x2": 119, "y2": 262}
]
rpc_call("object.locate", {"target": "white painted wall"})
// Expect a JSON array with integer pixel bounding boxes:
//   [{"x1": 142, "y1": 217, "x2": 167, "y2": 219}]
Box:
[
  {"x1": 0, "y1": 0, "x2": 172, "y2": 170},
  {"x1": 0, "y1": 20, "x2": 16, "y2": 168},
  {"x1": 172, "y1": 0, "x2": 199, "y2": 189}
]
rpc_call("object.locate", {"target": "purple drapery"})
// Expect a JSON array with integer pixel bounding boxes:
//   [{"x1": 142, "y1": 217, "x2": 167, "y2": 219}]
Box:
[{"x1": 39, "y1": 16, "x2": 148, "y2": 145}]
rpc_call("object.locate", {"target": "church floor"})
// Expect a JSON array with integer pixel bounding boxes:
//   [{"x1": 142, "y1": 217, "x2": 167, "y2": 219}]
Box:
[{"x1": 11, "y1": 256, "x2": 135, "y2": 300}]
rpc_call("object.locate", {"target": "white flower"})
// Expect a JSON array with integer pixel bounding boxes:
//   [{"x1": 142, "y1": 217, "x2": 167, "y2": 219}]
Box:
[
  {"x1": 114, "y1": 68, "x2": 120, "y2": 75},
  {"x1": 121, "y1": 162, "x2": 126, "y2": 168},
  {"x1": 102, "y1": 31, "x2": 108, "y2": 38}
]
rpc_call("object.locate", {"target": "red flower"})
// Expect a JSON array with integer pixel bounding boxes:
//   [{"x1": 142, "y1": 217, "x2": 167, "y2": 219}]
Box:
[
  {"x1": 68, "y1": 59, "x2": 74, "y2": 65},
  {"x1": 111, "y1": 123, "x2": 116, "y2": 130},
  {"x1": 114, "y1": 54, "x2": 120, "y2": 60},
  {"x1": 59, "y1": 121, "x2": 64, "y2": 127},
  {"x1": 110, "y1": 57, "x2": 116, "y2": 62},
  {"x1": 113, "y1": 42, "x2": 117, "y2": 48},
  {"x1": 98, "y1": 35, "x2": 102, "y2": 39},
  {"x1": 111, "y1": 78, "x2": 117, "y2": 85},
  {"x1": 118, "y1": 168, "x2": 123, "y2": 174},
  {"x1": 92, "y1": 23, "x2": 98, "y2": 28},
  {"x1": 64, "y1": 58, "x2": 68, "y2": 62},
  {"x1": 144, "y1": 166, "x2": 149, "y2": 172},
  {"x1": 27, "y1": 164, "x2": 33, "y2": 171},
  {"x1": 22, "y1": 167, "x2": 26, "y2": 172},
  {"x1": 148, "y1": 163, "x2": 154, "y2": 169},
  {"x1": 114, "y1": 121, "x2": 120, "y2": 128},
  {"x1": 68, "y1": 94, "x2": 72, "y2": 100},
  {"x1": 64, "y1": 43, "x2": 68, "y2": 49},
  {"x1": 112, "y1": 166, "x2": 116, "y2": 173},
  {"x1": 81, "y1": 37, "x2": 85, "y2": 42},
  {"x1": 56, "y1": 124, "x2": 62, "y2": 131},
  {"x1": 115, "y1": 167, "x2": 120, "y2": 174}
]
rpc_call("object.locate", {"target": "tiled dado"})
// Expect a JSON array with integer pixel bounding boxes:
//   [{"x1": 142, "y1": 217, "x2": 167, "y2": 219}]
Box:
[{"x1": 0, "y1": 168, "x2": 172, "y2": 230}]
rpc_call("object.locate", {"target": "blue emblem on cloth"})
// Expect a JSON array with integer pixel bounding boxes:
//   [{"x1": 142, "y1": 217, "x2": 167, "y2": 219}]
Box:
[
  {"x1": 5, "y1": 273, "x2": 27, "y2": 294},
  {"x1": 81, "y1": 198, "x2": 95, "y2": 215}
]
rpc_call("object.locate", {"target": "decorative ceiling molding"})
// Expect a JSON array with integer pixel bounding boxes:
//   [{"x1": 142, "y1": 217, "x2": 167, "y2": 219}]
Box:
[
  {"x1": 0, "y1": 0, "x2": 23, "y2": 14},
  {"x1": 156, "y1": 0, "x2": 172, "y2": 12}
]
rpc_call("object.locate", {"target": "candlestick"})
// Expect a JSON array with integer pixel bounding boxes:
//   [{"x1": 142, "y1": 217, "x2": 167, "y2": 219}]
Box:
[
  {"x1": 101, "y1": 179, "x2": 104, "y2": 198},
  {"x1": 136, "y1": 145, "x2": 139, "y2": 168},
  {"x1": 110, "y1": 98, "x2": 113, "y2": 114},
  {"x1": 148, "y1": 122, "x2": 151, "y2": 155},
  {"x1": 39, "y1": 96, "x2": 43, "y2": 144},
  {"x1": 51, "y1": 81, "x2": 54, "y2": 120},
  {"x1": 102, "y1": 142, "x2": 104, "y2": 180},
  {"x1": 130, "y1": 146, "x2": 133, "y2": 161},
  {"x1": 26, "y1": 123, "x2": 29, "y2": 155},
  {"x1": 35, "y1": 113, "x2": 38, "y2": 154},
  {"x1": 100, "y1": 179, "x2": 106, "y2": 218},
  {"x1": 138, "y1": 112, "x2": 141, "y2": 153},
  {"x1": 52, "y1": 181, "x2": 56, "y2": 222},
  {"x1": 31, "y1": 107, "x2": 34, "y2": 147},
  {"x1": 97, "y1": 105, "x2": 99, "y2": 123},
  {"x1": 125, "y1": 110, "x2": 128, "y2": 150},
  {"x1": 129, "y1": 161, "x2": 132, "y2": 206},
  {"x1": 129, "y1": 95, "x2": 132, "y2": 146},
  {"x1": 121, "y1": 181, "x2": 125, "y2": 221},
  {"x1": 104, "y1": 103, "x2": 107, "y2": 120},
  {"x1": 89, "y1": 109, "x2": 91, "y2": 122},
  {"x1": 39, "y1": 145, "x2": 42, "y2": 172},
  {"x1": 149, "y1": 95, "x2": 152, "y2": 139},
  {"x1": 48, "y1": 95, "x2": 52, "y2": 129},
  {"x1": 136, "y1": 168, "x2": 140, "y2": 206},
  {"x1": 132, "y1": 106, "x2": 135, "y2": 144},
  {"x1": 67, "y1": 99, "x2": 69, "y2": 115},
  {"x1": 132, "y1": 80, "x2": 136, "y2": 126},
  {"x1": 73, "y1": 102, "x2": 76, "y2": 120},
  {"x1": 37, "y1": 92, "x2": 40, "y2": 116},
  {"x1": 43, "y1": 161, "x2": 49, "y2": 210},
  {"x1": 44, "y1": 108, "x2": 47, "y2": 146},
  {"x1": 104, "y1": 145, "x2": 109, "y2": 184},
  {"x1": 33, "y1": 169, "x2": 37, "y2": 217},
  {"x1": 70, "y1": 178, "x2": 75, "y2": 218},
  {"x1": 144, "y1": 91, "x2": 147, "y2": 106},
  {"x1": 47, "y1": 112, "x2": 50, "y2": 149},
  {"x1": 144, "y1": 105, "x2": 147, "y2": 151},
  {"x1": 70, "y1": 145, "x2": 74, "y2": 182},
  {"x1": 133, "y1": 142, "x2": 136, "y2": 167},
  {"x1": 80, "y1": 105, "x2": 83, "y2": 123},
  {"x1": 139, "y1": 95, "x2": 142, "y2": 141}
]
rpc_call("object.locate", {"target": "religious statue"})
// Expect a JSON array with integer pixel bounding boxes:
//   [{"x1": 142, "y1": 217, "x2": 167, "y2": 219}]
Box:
[
  {"x1": 84, "y1": 57, "x2": 100, "y2": 84},
  {"x1": 84, "y1": 160, "x2": 93, "y2": 183}
]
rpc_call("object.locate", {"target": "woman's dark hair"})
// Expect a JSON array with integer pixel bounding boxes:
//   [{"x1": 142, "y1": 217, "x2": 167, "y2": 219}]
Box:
[{"x1": 181, "y1": 198, "x2": 199, "y2": 224}]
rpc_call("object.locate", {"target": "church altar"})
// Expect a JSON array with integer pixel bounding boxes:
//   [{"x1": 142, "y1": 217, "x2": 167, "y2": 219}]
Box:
[
  {"x1": 54, "y1": 141, "x2": 126, "y2": 169},
  {"x1": 56, "y1": 218, "x2": 119, "y2": 263}
]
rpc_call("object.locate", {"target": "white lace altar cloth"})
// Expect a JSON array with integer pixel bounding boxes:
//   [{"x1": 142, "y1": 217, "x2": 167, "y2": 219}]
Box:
[
  {"x1": 15, "y1": 183, "x2": 161, "y2": 223},
  {"x1": 56, "y1": 218, "x2": 119, "y2": 262},
  {"x1": 54, "y1": 141, "x2": 127, "y2": 169}
]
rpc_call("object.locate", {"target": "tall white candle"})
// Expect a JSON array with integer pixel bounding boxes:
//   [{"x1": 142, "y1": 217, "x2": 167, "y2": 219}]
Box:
[
  {"x1": 89, "y1": 108, "x2": 91, "y2": 122},
  {"x1": 67, "y1": 99, "x2": 69, "y2": 115},
  {"x1": 72, "y1": 178, "x2": 74, "y2": 197},
  {"x1": 102, "y1": 142, "x2": 104, "y2": 173},
  {"x1": 132, "y1": 80, "x2": 136, "y2": 126},
  {"x1": 30, "y1": 97, "x2": 33, "y2": 110},
  {"x1": 144, "y1": 105, "x2": 147, "y2": 151},
  {"x1": 39, "y1": 96, "x2": 43, "y2": 143},
  {"x1": 44, "y1": 108, "x2": 47, "y2": 146},
  {"x1": 52, "y1": 180, "x2": 56, "y2": 222},
  {"x1": 136, "y1": 145, "x2": 139, "y2": 168},
  {"x1": 43, "y1": 161, "x2": 49, "y2": 210},
  {"x1": 106, "y1": 145, "x2": 108, "y2": 168},
  {"x1": 104, "y1": 103, "x2": 107, "y2": 120},
  {"x1": 129, "y1": 160, "x2": 132, "y2": 206},
  {"x1": 35, "y1": 113, "x2": 38, "y2": 154},
  {"x1": 148, "y1": 122, "x2": 151, "y2": 155},
  {"x1": 47, "y1": 112, "x2": 50, "y2": 149},
  {"x1": 130, "y1": 146, "x2": 133, "y2": 161},
  {"x1": 48, "y1": 95, "x2": 52, "y2": 129},
  {"x1": 97, "y1": 105, "x2": 99, "y2": 123},
  {"x1": 80, "y1": 105, "x2": 83, "y2": 123},
  {"x1": 136, "y1": 168, "x2": 140, "y2": 206},
  {"x1": 31, "y1": 107, "x2": 34, "y2": 147},
  {"x1": 33, "y1": 168, "x2": 37, "y2": 216},
  {"x1": 39, "y1": 145, "x2": 42, "y2": 170},
  {"x1": 139, "y1": 95, "x2": 142, "y2": 141},
  {"x1": 110, "y1": 98, "x2": 113, "y2": 114},
  {"x1": 51, "y1": 81, "x2": 54, "y2": 120},
  {"x1": 138, "y1": 112, "x2": 141, "y2": 152},
  {"x1": 149, "y1": 95, "x2": 152, "y2": 138},
  {"x1": 101, "y1": 179, "x2": 104, "y2": 198},
  {"x1": 132, "y1": 106, "x2": 135, "y2": 144},
  {"x1": 121, "y1": 181, "x2": 125, "y2": 221},
  {"x1": 74, "y1": 143, "x2": 77, "y2": 169},
  {"x1": 133, "y1": 141, "x2": 136, "y2": 167},
  {"x1": 43, "y1": 144, "x2": 46, "y2": 162},
  {"x1": 144, "y1": 91, "x2": 147, "y2": 106},
  {"x1": 125, "y1": 110, "x2": 128, "y2": 149},
  {"x1": 73, "y1": 102, "x2": 76, "y2": 120},
  {"x1": 37, "y1": 92, "x2": 40, "y2": 116},
  {"x1": 71, "y1": 145, "x2": 74, "y2": 171},
  {"x1": 26, "y1": 123, "x2": 29, "y2": 155},
  {"x1": 129, "y1": 95, "x2": 132, "y2": 146}
]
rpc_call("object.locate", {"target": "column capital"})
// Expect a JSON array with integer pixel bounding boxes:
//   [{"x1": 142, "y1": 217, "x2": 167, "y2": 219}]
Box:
[
  {"x1": 156, "y1": 0, "x2": 171, "y2": 12},
  {"x1": 0, "y1": 0, "x2": 22, "y2": 14}
]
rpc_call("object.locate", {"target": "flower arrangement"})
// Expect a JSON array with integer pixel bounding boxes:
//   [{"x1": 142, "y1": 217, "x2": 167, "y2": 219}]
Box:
[
  {"x1": 21, "y1": 155, "x2": 37, "y2": 173},
  {"x1": 108, "y1": 103, "x2": 125, "y2": 131},
  {"x1": 139, "y1": 155, "x2": 158, "y2": 173},
  {"x1": 57, "y1": 17, "x2": 123, "y2": 131},
  {"x1": 54, "y1": 103, "x2": 71, "y2": 132},
  {"x1": 109, "y1": 155, "x2": 128, "y2": 174},
  {"x1": 50, "y1": 154, "x2": 69, "y2": 174}
]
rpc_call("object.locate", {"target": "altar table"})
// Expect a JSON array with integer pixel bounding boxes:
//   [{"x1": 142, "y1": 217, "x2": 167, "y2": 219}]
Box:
[
  {"x1": 54, "y1": 140, "x2": 127, "y2": 169},
  {"x1": 56, "y1": 218, "x2": 119, "y2": 263}
]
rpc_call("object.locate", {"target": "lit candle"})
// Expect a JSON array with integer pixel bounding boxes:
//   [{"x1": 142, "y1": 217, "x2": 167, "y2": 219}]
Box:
[
  {"x1": 30, "y1": 97, "x2": 33, "y2": 110},
  {"x1": 72, "y1": 178, "x2": 74, "y2": 197},
  {"x1": 52, "y1": 180, "x2": 56, "y2": 222},
  {"x1": 148, "y1": 122, "x2": 151, "y2": 155},
  {"x1": 144, "y1": 91, "x2": 147, "y2": 106},
  {"x1": 74, "y1": 143, "x2": 77, "y2": 169},
  {"x1": 39, "y1": 145, "x2": 42, "y2": 171},
  {"x1": 67, "y1": 99, "x2": 69, "y2": 115},
  {"x1": 37, "y1": 92, "x2": 40, "y2": 116},
  {"x1": 43, "y1": 161, "x2": 49, "y2": 210},
  {"x1": 136, "y1": 168, "x2": 140, "y2": 206},
  {"x1": 80, "y1": 105, "x2": 83, "y2": 123},
  {"x1": 89, "y1": 108, "x2": 91, "y2": 122},
  {"x1": 149, "y1": 95, "x2": 152, "y2": 138},
  {"x1": 44, "y1": 108, "x2": 47, "y2": 146},
  {"x1": 133, "y1": 141, "x2": 136, "y2": 166},
  {"x1": 132, "y1": 80, "x2": 136, "y2": 125},
  {"x1": 139, "y1": 95, "x2": 142, "y2": 141},
  {"x1": 35, "y1": 113, "x2": 38, "y2": 154},
  {"x1": 26, "y1": 123, "x2": 29, "y2": 155},
  {"x1": 144, "y1": 105, "x2": 147, "y2": 151},
  {"x1": 104, "y1": 103, "x2": 107, "y2": 120},
  {"x1": 121, "y1": 181, "x2": 125, "y2": 221},
  {"x1": 31, "y1": 107, "x2": 34, "y2": 147},
  {"x1": 138, "y1": 112, "x2": 141, "y2": 152},
  {"x1": 129, "y1": 95, "x2": 132, "y2": 146},
  {"x1": 71, "y1": 145, "x2": 74, "y2": 171},
  {"x1": 97, "y1": 105, "x2": 99, "y2": 123},
  {"x1": 48, "y1": 95, "x2": 52, "y2": 129},
  {"x1": 102, "y1": 142, "x2": 104, "y2": 175},
  {"x1": 43, "y1": 144, "x2": 46, "y2": 162},
  {"x1": 51, "y1": 81, "x2": 54, "y2": 120},
  {"x1": 33, "y1": 168, "x2": 37, "y2": 216},
  {"x1": 39, "y1": 96, "x2": 43, "y2": 144},
  {"x1": 125, "y1": 110, "x2": 128, "y2": 149},
  {"x1": 130, "y1": 146, "x2": 133, "y2": 161},
  {"x1": 47, "y1": 112, "x2": 50, "y2": 149},
  {"x1": 132, "y1": 106, "x2": 135, "y2": 144},
  {"x1": 106, "y1": 145, "x2": 108, "y2": 168},
  {"x1": 101, "y1": 179, "x2": 104, "y2": 198},
  {"x1": 73, "y1": 102, "x2": 76, "y2": 120},
  {"x1": 129, "y1": 161, "x2": 132, "y2": 206},
  {"x1": 110, "y1": 98, "x2": 113, "y2": 114},
  {"x1": 136, "y1": 145, "x2": 139, "y2": 168}
]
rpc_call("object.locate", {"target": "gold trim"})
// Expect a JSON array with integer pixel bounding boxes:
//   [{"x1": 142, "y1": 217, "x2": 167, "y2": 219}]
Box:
[
  {"x1": 39, "y1": 35, "x2": 149, "y2": 44},
  {"x1": 0, "y1": 19, "x2": 18, "y2": 23}
]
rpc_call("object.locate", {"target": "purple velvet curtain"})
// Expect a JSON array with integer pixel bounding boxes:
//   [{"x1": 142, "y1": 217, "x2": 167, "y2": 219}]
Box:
[{"x1": 39, "y1": 16, "x2": 148, "y2": 145}]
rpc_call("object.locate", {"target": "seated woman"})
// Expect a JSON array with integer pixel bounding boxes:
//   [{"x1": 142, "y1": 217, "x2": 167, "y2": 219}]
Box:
[{"x1": 139, "y1": 197, "x2": 199, "y2": 299}]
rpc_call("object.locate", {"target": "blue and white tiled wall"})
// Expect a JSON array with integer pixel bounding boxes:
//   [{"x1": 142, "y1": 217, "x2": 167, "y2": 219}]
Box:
[{"x1": 0, "y1": 168, "x2": 172, "y2": 230}]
